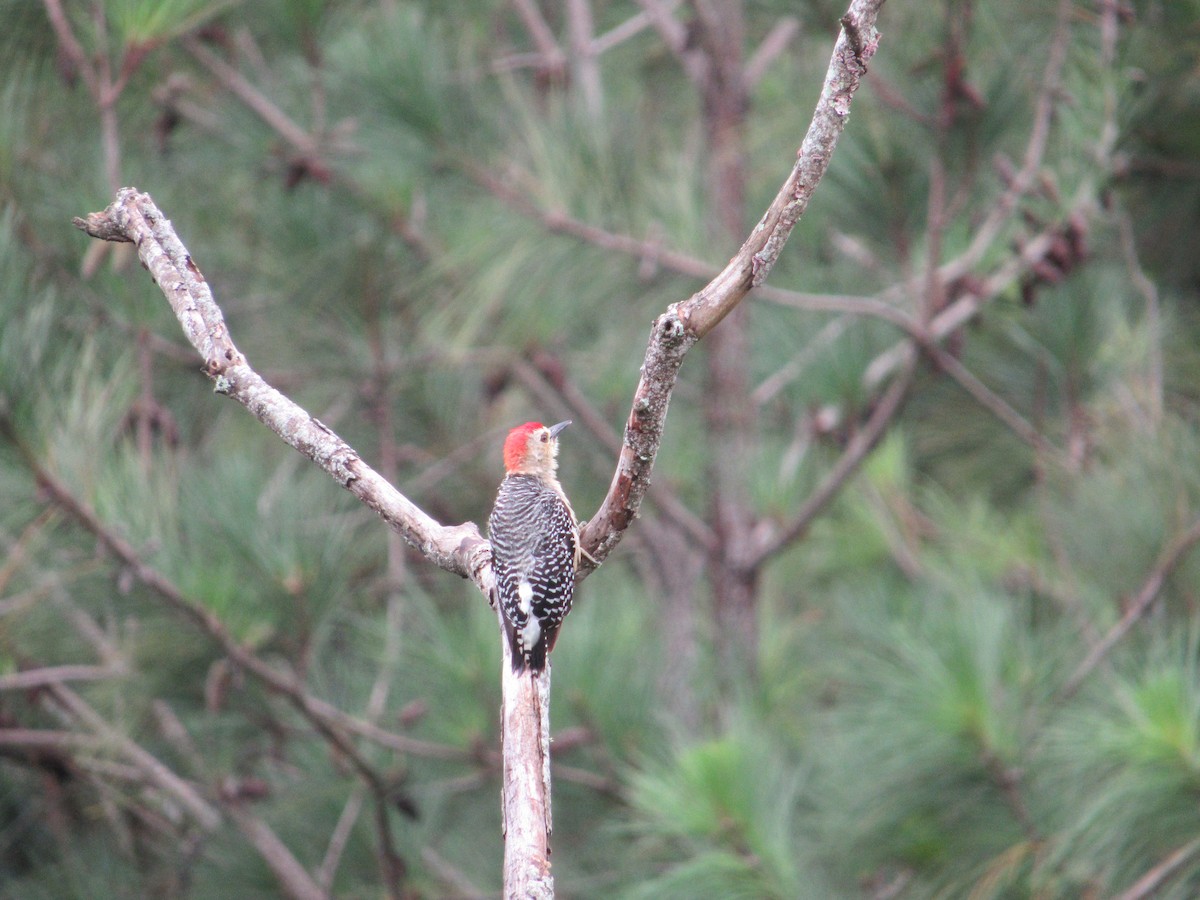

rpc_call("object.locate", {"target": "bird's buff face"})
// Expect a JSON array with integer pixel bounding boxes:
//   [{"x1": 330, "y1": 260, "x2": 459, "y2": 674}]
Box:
[{"x1": 503, "y1": 420, "x2": 570, "y2": 476}]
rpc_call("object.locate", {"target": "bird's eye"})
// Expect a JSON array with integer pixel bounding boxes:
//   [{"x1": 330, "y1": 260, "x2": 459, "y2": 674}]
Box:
[{"x1": 540, "y1": 433, "x2": 548, "y2": 443}]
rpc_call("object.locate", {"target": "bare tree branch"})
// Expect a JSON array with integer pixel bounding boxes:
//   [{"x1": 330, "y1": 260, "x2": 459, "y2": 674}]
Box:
[
  {"x1": 466, "y1": 155, "x2": 933, "y2": 340},
  {"x1": 422, "y1": 845, "x2": 490, "y2": 900},
  {"x1": 500, "y1": 644, "x2": 554, "y2": 899},
  {"x1": 42, "y1": 0, "x2": 129, "y2": 266},
  {"x1": 0, "y1": 727, "x2": 104, "y2": 752},
  {"x1": 1116, "y1": 204, "x2": 1163, "y2": 424},
  {"x1": 72, "y1": 192, "x2": 491, "y2": 590},
  {"x1": 318, "y1": 786, "x2": 366, "y2": 893},
  {"x1": 151, "y1": 700, "x2": 331, "y2": 900},
  {"x1": 635, "y1": 0, "x2": 689, "y2": 58},
  {"x1": 71, "y1": 3, "x2": 885, "y2": 892},
  {"x1": 22, "y1": 455, "x2": 418, "y2": 893},
  {"x1": 578, "y1": 0, "x2": 885, "y2": 572},
  {"x1": 182, "y1": 33, "x2": 438, "y2": 258},
  {"x1": 864, "y1": 0, "x2": 1077, "y2": 388},
  {"x1": 863, "y1": 211, "x2": 1088, "y2": 389},
  {"x1": 940, "y1": 0, "x2": 1074, "y2": 285},
  {"x1": 0, "y1": 508, "x2": 55, "y2": 595}
]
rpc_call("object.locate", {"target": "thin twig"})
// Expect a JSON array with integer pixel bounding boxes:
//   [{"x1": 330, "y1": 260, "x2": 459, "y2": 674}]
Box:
[
  {"x1": 511, "y1": 0, "x2": 567, "y2": 77},
  {"x1": 1116, "y1": 836, "x2": 1200, "y2": 900},
  {"x1": 863, "y1": 0, "x2": 1079, "y2": 388},
  {"x1": 744, "y1": 17, "x2": 801, "y2": 89},
  {"x1": 752, "y1": 315, "x2": 854, "y2": 406},
  {"x1": 463, "y1": 161, "x2": 717, "y2": 280},
  {"x1": 591, "y1": 3, "x2": 679, "y2": 56},
  {"x1": 751, "y1": 360, "x2": 915, "y2": 567},
  {"x1": 41, "y1": 0, "x2": 96, "y2": 97},
  {"x1": 222, "y1": 798, "x2": 326, "y2": 900},
  {"x1": 567, "y1": 0, "x2": 603, "y2": 117},
  {"x1": 0, "y1": 665, "x2": 123, "y2": 691},
  {"x1": 465, "y1": 156, "x2": 933, "y2": 340},
  {"x1": 318, "y1": 785, "x2": 366, "y2": 893},
  {"x1": 0, "y1": 727, "x2": 101, "y2": 751},
  {"x1": 421, "y1": 846, "x2": 489, "y2": 900},
  {"x1": 182, "y1": 36, "x2": 319, "y2": 159},
  {"x1": 636, "y1": 0, "x2": 689, "y2": 56},
  {"x1": 91, "y1": 5, "x2": 123, "y2": 194},
  {"x1": 15, "y1": 447, "x2": 465, "y2": 763},
  {"x1": 1115, "y1": 205, "x2": 1163, "y2": 424},
  {"x1": 46, "y1": 683, "x2": 222, "y2": 830},
  {"x1": 0, "y1": 508, "x2": 56, "y2": 596},
  {"x1": 917, "y1": 336, "x2": 1062, "y2": 460},
  {"x1": 1062, "y1": 516, "x2": 1200, "y2": 698},
  {"x1": 939, "y1": 0, "x2": 1075, "y2": 285},
  {"x1": 755, "y1": 289, "x2": 916, "y2": 330},
  {"x1": 863, "y1": 219, "x2": 1078, "y2": 388},
  {"x1": 26, "y1": 448, "x2": 416, "y2": 891},
  {"x1": 156, "y1": 698, "x2": 341, "y2": 900},
  {"x1": 42, "y1": 0, "x2": 126, "y2": 197}
]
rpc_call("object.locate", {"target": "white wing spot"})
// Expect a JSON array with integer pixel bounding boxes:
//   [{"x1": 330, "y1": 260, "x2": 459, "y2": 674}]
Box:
[
  {"x1": 517, "y1": 579, "x2": 533, "y2": 616},
  {"x1": 520, "y1": 616, "x2": 541, "y2": 652}
]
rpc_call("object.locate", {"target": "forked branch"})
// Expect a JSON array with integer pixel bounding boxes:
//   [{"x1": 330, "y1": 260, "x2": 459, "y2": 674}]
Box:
[{"x1": 73, "y1": 3, "x2": 885, "y2": 895}]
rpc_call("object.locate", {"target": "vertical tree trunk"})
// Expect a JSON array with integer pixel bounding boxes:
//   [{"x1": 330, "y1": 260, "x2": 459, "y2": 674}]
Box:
[
  {"x1": 640, "y1": 522, "x2": 707, "y2": 728},
  {"x1": 693, "y1": 0, "x2": 761, "y2": 674},
  {"x1": 499, "y1": 628, "x2": 554, "y2": 899}
]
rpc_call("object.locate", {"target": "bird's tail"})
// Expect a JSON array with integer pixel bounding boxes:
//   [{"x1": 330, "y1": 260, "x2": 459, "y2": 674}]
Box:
[{"x1": 503, "y1": 619, "x2": 546, "y2": 673}]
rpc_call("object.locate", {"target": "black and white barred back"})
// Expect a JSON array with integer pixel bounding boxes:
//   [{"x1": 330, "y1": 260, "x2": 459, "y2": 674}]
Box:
[{"x1": 488, "y1": 473, "x2": 578, "y2": 673}]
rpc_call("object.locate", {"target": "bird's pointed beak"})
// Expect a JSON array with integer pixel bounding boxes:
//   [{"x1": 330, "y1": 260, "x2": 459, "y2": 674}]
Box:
[{"x1": 548, "y1": 420, "x2": 572, "y2": 439}]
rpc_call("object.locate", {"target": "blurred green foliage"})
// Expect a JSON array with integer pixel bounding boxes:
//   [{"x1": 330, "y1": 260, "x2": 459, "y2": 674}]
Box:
[{"x1": 0, "y1": 0, "x2": 1199, "y2": 897}]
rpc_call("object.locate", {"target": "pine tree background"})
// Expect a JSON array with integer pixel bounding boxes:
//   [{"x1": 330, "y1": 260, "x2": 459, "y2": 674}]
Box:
[{"x1": 1, "y1": 0, "x2": 1200, "y2": 897}]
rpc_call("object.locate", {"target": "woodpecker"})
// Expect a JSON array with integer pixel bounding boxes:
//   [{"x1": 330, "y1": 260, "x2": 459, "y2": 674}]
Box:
[{"x1": 488, "y1": 420, "x2": 580, "y2": 673}]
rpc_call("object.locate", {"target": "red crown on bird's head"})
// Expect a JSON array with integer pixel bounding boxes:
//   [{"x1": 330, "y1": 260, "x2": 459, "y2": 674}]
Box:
[{"x1": 503, "y1": 422, "x2": 545, "y2": 473}]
